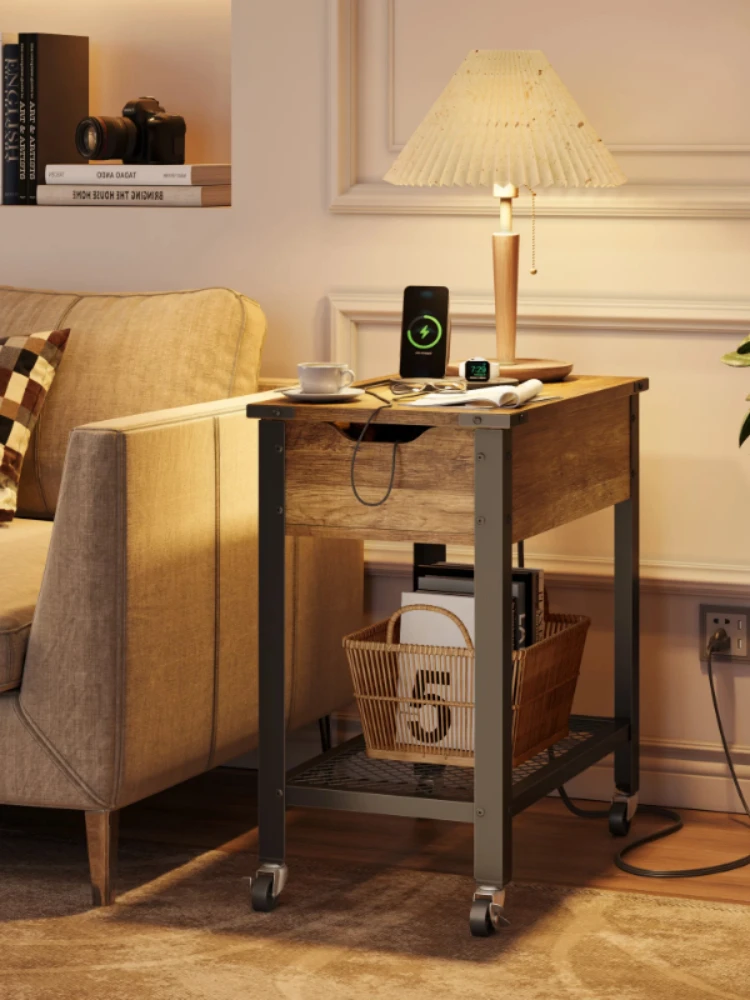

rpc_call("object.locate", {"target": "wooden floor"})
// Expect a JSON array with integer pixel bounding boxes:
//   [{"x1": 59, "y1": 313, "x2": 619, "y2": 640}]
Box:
[
  {"x1": 4, "y1": 766, "x2": 750, "y2": 906},
  {"x1": 128, "y1": 768, "x2": 750, "y2": 906}
]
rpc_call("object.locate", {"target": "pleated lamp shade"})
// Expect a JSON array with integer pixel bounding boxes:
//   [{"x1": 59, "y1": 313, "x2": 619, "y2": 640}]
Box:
[{"x1": 384, "y1": 50, "x2": 626, "y2": 190}]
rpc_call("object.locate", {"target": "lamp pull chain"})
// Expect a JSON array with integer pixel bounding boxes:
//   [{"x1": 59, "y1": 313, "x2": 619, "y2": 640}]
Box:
[{"x1": 530, "y1": 188, "x2": 538, "y2": 275}]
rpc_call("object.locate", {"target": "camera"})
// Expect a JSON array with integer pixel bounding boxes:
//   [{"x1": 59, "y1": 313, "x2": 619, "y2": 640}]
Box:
[{"x1": 75, "y1": 97, "x2": 186, "y2": 165}]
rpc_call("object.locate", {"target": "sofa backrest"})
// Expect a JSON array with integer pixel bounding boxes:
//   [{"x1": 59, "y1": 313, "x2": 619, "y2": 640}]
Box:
[{"x1": 0, "y1": 286, "x2": 266, "y2": 517}]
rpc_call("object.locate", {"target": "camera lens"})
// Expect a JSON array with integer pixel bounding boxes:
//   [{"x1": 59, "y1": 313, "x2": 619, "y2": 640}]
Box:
[{"x1": 75, "y1": 116, "x2": 137, "y2": 161}]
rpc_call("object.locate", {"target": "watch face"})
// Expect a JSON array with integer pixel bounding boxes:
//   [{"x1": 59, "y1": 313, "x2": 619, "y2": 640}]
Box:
[{"x1": 465, "y1": 359, "x2": 490, "y2": 381}]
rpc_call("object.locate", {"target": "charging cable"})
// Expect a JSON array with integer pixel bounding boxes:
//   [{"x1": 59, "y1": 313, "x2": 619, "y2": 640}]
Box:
[
  {"x1": 350, "y1": 390, "x2": 397, "y2": 507},
  {"x1": 558, "y1": 627, "x2": 750, "y2": 878}
]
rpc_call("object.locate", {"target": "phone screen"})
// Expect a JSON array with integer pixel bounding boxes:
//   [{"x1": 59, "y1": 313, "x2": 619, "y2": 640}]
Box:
[{"x1": 399, "y1": 286, "x2": 450, "y2": 378}]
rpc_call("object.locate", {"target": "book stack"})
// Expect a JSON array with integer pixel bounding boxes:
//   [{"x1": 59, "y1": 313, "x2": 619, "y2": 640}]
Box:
[
  {"x1": 408, "y1": 561, "x2": 545, "y2": 650},
  {"x1": 2, "y1": 32, "x2": 88, "y2": 205},
  {"x1": 38, "y1": 163, "x2": 232, "y2": 207},
  {"x1": 395, "y1": 562, "x2": 546, "y2": 753}
]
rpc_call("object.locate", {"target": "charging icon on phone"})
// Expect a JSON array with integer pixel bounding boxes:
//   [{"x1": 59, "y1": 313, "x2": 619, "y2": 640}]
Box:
[{"x1": 407, "y1": 315, "x2": 443, "y2": 351}]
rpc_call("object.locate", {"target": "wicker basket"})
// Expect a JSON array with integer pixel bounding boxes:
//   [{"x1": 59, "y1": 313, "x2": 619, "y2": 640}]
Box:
[{"x1": 344, "y1": 604, "x2": 590, "y2": 768}]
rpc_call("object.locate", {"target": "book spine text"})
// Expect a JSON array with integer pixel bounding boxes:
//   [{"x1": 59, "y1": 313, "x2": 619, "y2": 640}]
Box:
[
  {"x1": 37, "y1": 184, "x2": 208, "y2": 206},
  {"x1": 17, "y1": 35, "x2": 26, "y2": 202},
  {"x1": 2, "y1": 41, "x2": 20, "y2": 204},
  {"x1": 45, "y1": 165, "x2": 196, "y2": 185},
  {"x1": 27, "y1": 35, "x2": 36, "y2": 204}
]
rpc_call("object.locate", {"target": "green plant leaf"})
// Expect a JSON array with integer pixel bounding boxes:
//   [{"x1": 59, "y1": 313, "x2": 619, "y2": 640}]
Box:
[
  {"x1": 738, "y1": 340, "x2": 750, "y2": 355},
  {"x1": 721, "y1": 351, "x2": 750, "y2": 367},
  {"x1": 741, "y1": 412, "x2": 750, "y2": 448}
]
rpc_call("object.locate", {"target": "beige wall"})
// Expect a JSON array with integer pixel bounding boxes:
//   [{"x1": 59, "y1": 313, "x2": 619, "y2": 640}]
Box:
[
  {"x1": 1, "y1": 0, "x2": 749, "y2": 808},
  {"x1": 2, "y1": 0, "x2": 231, "y2": 164}
]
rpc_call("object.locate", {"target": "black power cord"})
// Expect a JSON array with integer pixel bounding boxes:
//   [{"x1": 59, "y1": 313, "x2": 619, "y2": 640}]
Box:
[
  {"x1": 349, "y1": 390, "x2": 397, "y2": 507},
  {"x1": 558, "y1": 627, "x2": 750, "y2": 878}
]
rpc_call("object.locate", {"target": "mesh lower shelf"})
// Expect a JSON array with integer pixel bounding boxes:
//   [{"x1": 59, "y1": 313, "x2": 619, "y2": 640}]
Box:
[{"x1": 288, "y1": 716, "x2": 620, "y2": 805}]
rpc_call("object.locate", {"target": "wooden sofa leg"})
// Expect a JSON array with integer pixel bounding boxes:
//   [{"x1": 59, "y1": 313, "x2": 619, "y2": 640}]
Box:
[{"x1": 85, "y1": 810, "x2": 119, "y2": 907}]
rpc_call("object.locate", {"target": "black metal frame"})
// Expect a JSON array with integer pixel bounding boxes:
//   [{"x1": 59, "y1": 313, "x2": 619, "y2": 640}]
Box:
[
  {"x1": 257, "y1": 420, "x2": 287, "y2": 867},
  {"x1": 284, "y1": 719, "x2": 630, "y2": 822},
  {"x1": 252, "y1": 396, "x2": 641, "y2": 906}
]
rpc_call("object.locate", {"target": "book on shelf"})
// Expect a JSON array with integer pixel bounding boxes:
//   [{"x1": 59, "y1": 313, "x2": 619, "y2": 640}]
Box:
[
  {"x1": 37, "y1": 183, "x2": 231, "y2": 207},
  {"x1": 17, "y1": 34, "x2": 26, "y2": 202},
  {"x1": 414, "y1": 561, "x2": 545, "y2": 648},
  {"x1": 2, "y1": 33, "x2": 20, "y2": 204},
  {"x1": 44, "y1": 162, "x2": 231, "y2": 186},
  {"x1": 396, "y1": 591, "x2": 524, "y2": 751},
  {"x1": 16, "y1": 33, "x2": 88, "y2": 205}
]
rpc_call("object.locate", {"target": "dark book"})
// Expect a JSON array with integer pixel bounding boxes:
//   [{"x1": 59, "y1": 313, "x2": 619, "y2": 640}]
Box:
[
  {"x1": 2, "y1": 36, "x2": 20, "y2": 204},
  {"x1": 20, "y1": 33, "x2": 88, "y2": 206},
  {"x1": 514, "y1": 568, "x2": 545, "y2": 644},
  {"x1": 415, "y1": 561, "x2": 545, "y2": 648},
  {"x1": 512, "y1": 580, "x2": 527, "y2": 649},
  {"x1": 18, "y1": 35, "x2": 26, "y2": 202}
]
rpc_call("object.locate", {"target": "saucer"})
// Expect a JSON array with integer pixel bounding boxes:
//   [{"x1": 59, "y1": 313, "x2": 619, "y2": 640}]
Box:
[{"x1": 281, "y1": 386, "x2": 365, "y2": 404}]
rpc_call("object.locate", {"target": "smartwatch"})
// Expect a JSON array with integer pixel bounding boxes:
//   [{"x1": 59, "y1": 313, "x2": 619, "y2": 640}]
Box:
[{"x1": 458, "y1": 358, "x2": 501, "y2": 382}]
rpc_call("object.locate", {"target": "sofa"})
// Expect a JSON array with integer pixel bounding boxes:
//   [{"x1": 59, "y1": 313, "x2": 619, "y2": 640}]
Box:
[{"x1": 0, "y1": 285, "x2": 363, "y2": 904}]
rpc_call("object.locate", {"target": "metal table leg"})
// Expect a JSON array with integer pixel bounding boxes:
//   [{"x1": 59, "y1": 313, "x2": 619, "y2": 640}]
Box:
[
  {"x1": 250, "y1": 419, "x2": 288, "y2": 912},
  {"x1": 612, "y1": 394, "x2": 640, "y2": 833},
  {"x1": 471, "y1": 427, "x2": 513, "y2": 935}
]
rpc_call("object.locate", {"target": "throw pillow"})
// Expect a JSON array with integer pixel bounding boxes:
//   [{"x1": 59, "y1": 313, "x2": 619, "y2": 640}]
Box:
[{"x1": 0, "y1": 328, "x2": 70, "y2": 523}]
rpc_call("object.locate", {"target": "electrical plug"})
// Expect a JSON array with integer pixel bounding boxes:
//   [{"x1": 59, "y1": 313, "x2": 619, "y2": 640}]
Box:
[{"x1": 707, "y1": 628, "x2": 730, "y2": 658}]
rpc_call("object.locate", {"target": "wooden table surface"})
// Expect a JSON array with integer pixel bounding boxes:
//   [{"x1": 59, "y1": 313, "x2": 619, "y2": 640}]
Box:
[
  {"x1": 249, "y1": 374, "x2": 649, "y2": 546},
  {"x1": 247, "y1": 374, "x2": 649, "y2": 429}
]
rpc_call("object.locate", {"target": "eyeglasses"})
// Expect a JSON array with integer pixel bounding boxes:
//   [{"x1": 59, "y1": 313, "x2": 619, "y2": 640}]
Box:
[{"x1": 389, "y1": 378, "x2": 467, "y2": 398}]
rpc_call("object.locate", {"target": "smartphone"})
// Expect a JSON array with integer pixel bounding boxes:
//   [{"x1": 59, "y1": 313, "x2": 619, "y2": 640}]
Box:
[{"x1": 399, "y1": 286, "x2": 450, "y2": 379}]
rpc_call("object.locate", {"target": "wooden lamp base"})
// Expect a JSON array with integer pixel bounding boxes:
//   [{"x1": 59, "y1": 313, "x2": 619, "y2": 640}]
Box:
[
  {"x1": 488, "y1": 186, "x2": 573, "y2": 382},
  {"x1": 446, "y1": 358, "x2": 574, "y2": 383}
]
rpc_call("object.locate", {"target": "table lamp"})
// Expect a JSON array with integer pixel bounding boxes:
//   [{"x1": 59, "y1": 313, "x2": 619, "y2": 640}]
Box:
[{"x1": 385, "y1": 50, "x2": 626, "y2": 378}]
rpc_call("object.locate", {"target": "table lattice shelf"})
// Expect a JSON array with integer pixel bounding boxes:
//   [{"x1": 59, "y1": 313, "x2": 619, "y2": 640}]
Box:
[{"x1": 286, "y1": 716, "x2": 630, "y2": 822}]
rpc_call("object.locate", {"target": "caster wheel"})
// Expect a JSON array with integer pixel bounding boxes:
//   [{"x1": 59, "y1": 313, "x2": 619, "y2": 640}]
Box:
[
  {"x1": 469, "y1": 899, "x2": 498, "y2": 937},
  {"x1": 609, "y1": 800, "x2": 631, "y2": 838},
  {"x1": 251, "y1": 873, "x2": 278, "y2": 912}
]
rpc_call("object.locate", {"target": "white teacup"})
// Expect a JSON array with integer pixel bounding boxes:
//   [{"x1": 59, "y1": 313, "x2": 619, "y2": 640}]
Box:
[{"x1": 298, "y1": 362, "x2": 355, "y2": 395}]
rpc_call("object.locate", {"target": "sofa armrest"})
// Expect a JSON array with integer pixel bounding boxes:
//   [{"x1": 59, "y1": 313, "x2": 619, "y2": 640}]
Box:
[
  {"x1": 20, "y1": 394, "x2": 362, "y2": 810},
  {"x1": 258, "y1": 376, "x2": 296, "y2": 392}
]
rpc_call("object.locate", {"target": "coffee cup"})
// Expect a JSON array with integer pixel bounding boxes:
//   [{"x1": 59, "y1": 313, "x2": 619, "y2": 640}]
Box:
[{"x1": 298, "y1": 362, "x2": 355, "y2": 395}]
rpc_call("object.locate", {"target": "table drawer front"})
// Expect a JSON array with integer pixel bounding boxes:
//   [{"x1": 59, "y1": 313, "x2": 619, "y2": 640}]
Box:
[
  {"x1": 284, "y1": 423, "x2": 475, "y2": 542},
  {"x1": 282, "y1": 395, "x2": 632, "y2": 543}
]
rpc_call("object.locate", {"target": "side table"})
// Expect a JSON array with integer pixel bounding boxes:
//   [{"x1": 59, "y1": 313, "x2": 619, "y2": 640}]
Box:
[{"x1": 246, "y1": 374, "x2": 648, "y2": 935}]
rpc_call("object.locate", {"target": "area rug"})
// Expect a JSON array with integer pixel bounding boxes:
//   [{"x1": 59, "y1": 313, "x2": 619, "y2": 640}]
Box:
[{"x1": 0, "y1": 830, "x2": 749, "y2": 1000}]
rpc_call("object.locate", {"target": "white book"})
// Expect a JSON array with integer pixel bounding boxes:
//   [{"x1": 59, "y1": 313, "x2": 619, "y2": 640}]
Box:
[
  {"x1": 37, "y1": 184, "x2": 231, "y2": 207},
  {"x1": 395, "y1": 593, "x2": 476, "y2": 754},
  {"x1": 407, "y1": 378, "x2": 543, "y2": 408},
  {"x1": 44, "y1": 162, "x2": 231, "y2": 186}
]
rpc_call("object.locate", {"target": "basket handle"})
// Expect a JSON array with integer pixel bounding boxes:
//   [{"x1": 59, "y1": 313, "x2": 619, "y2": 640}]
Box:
[{"x1": 386, "y1": 604, "x2": 474, "y2": 649}]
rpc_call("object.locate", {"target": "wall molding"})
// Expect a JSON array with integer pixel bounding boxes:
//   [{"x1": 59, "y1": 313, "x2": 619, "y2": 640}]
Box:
[
  {"x1": 385, "y1": 0, "x2": 750, "y2": 159},
  {"x1": 332, "y1": 0, "x2": 750, "y2": 220},
  {"x1": 328, "y1": 289, "x2": 750, "y2": 371},
  {"x1": 328, "y1": 0, "x2": 358, "y2": 207},
  {"x1": 364, "y1": 541, "x2": 750, "y2": 599}
]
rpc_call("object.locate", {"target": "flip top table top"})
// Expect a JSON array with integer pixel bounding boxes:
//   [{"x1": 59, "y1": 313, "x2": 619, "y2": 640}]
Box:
[{"x1": 247, "y1": 374, "x2": 648, "y2": 429}]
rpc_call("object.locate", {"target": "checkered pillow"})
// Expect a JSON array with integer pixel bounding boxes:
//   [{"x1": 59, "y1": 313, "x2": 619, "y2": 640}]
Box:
[{"x1": 0, "y1": 329, "x2": 70, "y2": 523}]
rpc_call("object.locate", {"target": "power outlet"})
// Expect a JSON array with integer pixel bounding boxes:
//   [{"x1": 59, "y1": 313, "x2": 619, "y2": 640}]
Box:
[{"x1": 700, "y1": 605, "x2": 750, "y2": 661}]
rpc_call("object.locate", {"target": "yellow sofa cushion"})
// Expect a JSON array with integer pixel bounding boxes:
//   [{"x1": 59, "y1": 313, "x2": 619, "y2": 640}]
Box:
[
  {"x1": 0, "y1": 518, "x2": 53, "y2": 692},
  {"x1": 0, "y1": 286, "x2": 266, "y2": 517}
]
